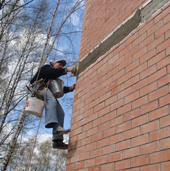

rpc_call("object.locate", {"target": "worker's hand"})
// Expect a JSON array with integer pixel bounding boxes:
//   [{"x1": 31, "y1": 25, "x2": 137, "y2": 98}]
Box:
[
  {"x1": 69, "y1": 84, "x2": 76, "y2": 91},
  {"x1": 65, "y1": 65, "x2": 76, "y2": 73},
  {"x1": 71, "y1": 84, "x2": 76, "y2": 90}
]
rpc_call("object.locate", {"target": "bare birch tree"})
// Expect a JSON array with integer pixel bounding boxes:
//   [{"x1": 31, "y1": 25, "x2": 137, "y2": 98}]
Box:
[{"x1": 0, "y1": 0, "x2": 84, "y2": 170}]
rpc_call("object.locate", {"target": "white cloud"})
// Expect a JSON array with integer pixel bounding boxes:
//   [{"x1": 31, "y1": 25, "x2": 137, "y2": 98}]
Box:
[{"x1": 70, "y1": 12, "x2": 80, "y2": 26}]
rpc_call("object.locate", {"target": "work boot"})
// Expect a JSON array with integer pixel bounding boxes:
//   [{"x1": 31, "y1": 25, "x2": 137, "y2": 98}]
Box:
[
  {"x1": 53, "y1": 126, "x2": 70, "y2": 136},
  {"x1": 52, "y1": 141, "x2": 68, "y2": 150}
]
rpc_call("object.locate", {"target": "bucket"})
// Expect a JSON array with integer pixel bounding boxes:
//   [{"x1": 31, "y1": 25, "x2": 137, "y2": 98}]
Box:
[
  {"x1": 25, "y1": 97, "x2": 44, "y2": 117},
  {"x1": 49, "y1": 79, "x2": 64, "y2": 98}
]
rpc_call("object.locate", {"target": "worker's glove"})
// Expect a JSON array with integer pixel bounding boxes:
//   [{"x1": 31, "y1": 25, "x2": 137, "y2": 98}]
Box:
[
  {"x1": 65, "y1": 65, "x2": 76, "y2": 73},
  {"x1": 69, "y1": 84, "x2": 76, "y2": 91}
]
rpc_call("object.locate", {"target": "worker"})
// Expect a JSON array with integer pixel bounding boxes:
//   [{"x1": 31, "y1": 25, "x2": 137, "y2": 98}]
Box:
[{"x1": 30, "y1": 59, "x2": 76, "y2": 149}]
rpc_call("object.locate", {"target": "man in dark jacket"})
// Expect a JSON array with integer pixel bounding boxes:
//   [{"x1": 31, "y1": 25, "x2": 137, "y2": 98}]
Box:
[{"x1": 30, "y1": 60, "x2": 76, "y2": 149}]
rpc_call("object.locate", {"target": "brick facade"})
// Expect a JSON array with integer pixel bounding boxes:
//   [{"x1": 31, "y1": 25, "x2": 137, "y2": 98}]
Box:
[{"x1": 66, "y1": 0, "x2": 170, "y2": 170}]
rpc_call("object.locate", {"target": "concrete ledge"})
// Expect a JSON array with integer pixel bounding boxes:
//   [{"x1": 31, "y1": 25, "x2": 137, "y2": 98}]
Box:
[{"x1": 78, "y1": 0, "x2": 170, "y2": 75}]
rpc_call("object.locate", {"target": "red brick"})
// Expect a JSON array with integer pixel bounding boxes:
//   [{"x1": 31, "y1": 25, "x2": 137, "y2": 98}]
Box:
[
  {"x1": 133, "y1": 32, "x2": 147, "y2": 47},
  {"x1": 119, "y1": 57, "x2": 132, "y2": 70},
  {"x1": 132, "y1": 47, "x2": 147, "y2": 62},
  {"x1": 99, "y1": 91, "x2": 111, "y2": 103},
  {"x1": 98, "y1": 121, "x2": 110, "y2": 132},
  {"x1": 111, "y1": 84, "x2": 124, "y2": 95},
  {"x1": 105, "y1": 95, "x2": 117, "y2": 107},
  {"x1": 132, "y1": 114, "x2": 148, "y2": 128},
  {"x1": 148, "y1": 68, "x2": 166, "y2": 84},
  {"x1": 91, "y1": 132, "x2": 103, "y2": 142},
  {"x1": 106, "y1": 80, "x2": 118, "y2": 92},
  {"x1": 141, "y1": 120, "x2": 159, "y2": 134},
  {"x1": 141, "y1": 100, "x2": 159, "y2": 115},
  {"x1": 132, "y1": 62, "x2": 147, "y2": 76},
  {"x1": 87, "y1": 127, "x2": 97, "y2": 137},
  {"x1": 140, "y1": 49, "x2": 156, "y2": 64},
  {"x1": 160, "y1": 115, "x2": 170, "y2": 128},
  {"x1": 149, "y1": 86, "x2": 168, "y2": 101},
  {"x1": 139, "y1": 34, "x2": 154, "y2": 50},
  {"x1": 92, "y1": 117, "x2": 103, "y2": 127},
  {"x1": 125, "y1": 59, "x2": 139, "y2": 73},
  {"x1": 118, "y1": 87, "x2": 131, "y2": 99},
  {"x1": 71, "y1": 155, "x2": 79, "y2": 163},
  {"x1": 94, "y1": 102, "x2": 104, "y2": 113},
  {"x1": 84, "y1": 159, "x2": 95, "y2": 168},
  {"x1": 109, "y1": 151, "x2": 122, "y2": 162},
  {"x1": 124, "y1": 91, "x2": 139, "y2": 104},
  {"x1": 90, "y1": 149, "x2": 101, "y2": 158},
  {"x1": 141, "y1": 141, "x2": 159, "y2": 155},
  {"x1": 81, "y1": 137, "x2": 91, "y2": 146},
  {"x1": 150, "y1": 127, "x2": 170, "y2": 142},
  {"x1": 125, "y1": 75, "x2": 139, "y2": 88},
  {"x1": 148, "y1": 34, "x2": 164, "y2": 51},
  {"x1": 132, "y1": 78, "x2": 147, "y2": 92},
  {"x1": 88, "y1": 112, "x2": 98, "y2": 123},
  {"x1": 110, "y1": 116, "x2": 123, "y2": 127},
  {"x1": 80, "y1": 152, "x2": 90, "y2": 161},
  {"x1": 150, "y1": 150, "x2": 170, "y2": 164},
  {"x1": 115, "y1": 159, "x2": 130, "y2": 170},
  {"x1": 124, "y1": 127, "x2": 140, "y2": 140},
  {"x1": 159, "y1": 94, "x2": 170, "y2": 107},
  {"x1": 118, "y1": 72, "x2": 131, "y2": 85},
  {"x1": 140, "y1": 64, "x2": 157, "y2": 80},
  {"x1": 97, "y1": 138, "x2": 109, "y2": 148},
  {"x1": 104, "y1": 111, "x2": 116, "y2": 122},
  {"x1": 89, "y1": 166, "x2": 100, "y2": 171},
  {"x1": 117, "y1": 103, "x2": 131, "y2": 116},
  {"x1": 131, "y1": 155, "x2": 149, "y2": 167},
  {"x1": 111, "y1": 99, "x2": 124, "y2": 111},
  {"x1": 75, "y1": 161, "x2": 84, "y2": 170},
  {"x1": 95, "y1": 155, "x2": 108, "y2": 165},
  {"x1": 98, "y1": 106, "x2": 110, "y2": 117},
  {"x1": 147, "y1": 20, "x2": 163, "y2": 36},
  {"x1": 149, "y1": 106, "x2": 169, "y2": 121},
  {"x1": 102, "y1": 144, "x2": 115, "y2": 156},
  {"x1": 110, "y1": 133, "x2": 123, "y2": 144},
  {"x1": 131, "y1": 134, "x2": 148, "y2": 147},
  {"x1": 116, "y1": 140, "x2": 130, "y2": 151},
  {"x1": 101, "y1": 163, "x2": 114, "y2": 171},
  {"x1": 124, "y1": 108, "x2": 140, "y2": 121},
  {"x1": 140, "y1": 82, "x2": 157, "y2": 96},
  {"x1": 132, "y1": 95, "x2": 148, "y2": 109},
  {"x1": 66, "y1": 164, "x2": 75, "y2": 171},
  {"x1": 161, "y1": 138, "x2": 170, "y2": 150},
  {"x1": 83, "y1": 122, "x2": 92, "y2": 132},
  {"x1": 123, "y1": 147, "x2": 139, "y2": 159},
  {"x1": 161, "y1": 162, "x2": 170, "y2": 171},
  {"x1": 158, "y1": 75, "x2": 170, "y2": 88},
  {"x1": 140, "y1": 164, "x2": 160, "y2": 171},
  {"x1": 158, "y1": 56, "x2": 170, "y2": 70},
  {"x1": 116, "y1": 121, "x2": 131, "y2": 133},
  {"x1": 125, "y1": 46, "x2": 138, "y2": 59},
  {"x1": 76, "y1": 146, "x2": 85, "y2": 155},
  {"x1": 86, "y1": 142, "x2": 96, "y2": 152},
  {"x1": 165, "y1": 29, "x2": 170, "y2": 39},
  {"x1": 155, "y1": 22, "x2": 170, "y2": 38},
  {"x1": 103, "y1": 127, "x2": 116, "y2": 138}
]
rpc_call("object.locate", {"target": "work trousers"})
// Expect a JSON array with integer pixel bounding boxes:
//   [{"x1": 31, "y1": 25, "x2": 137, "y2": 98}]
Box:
[{"x1": 39, "y1": 87, "x2": 65, "y2": 141}]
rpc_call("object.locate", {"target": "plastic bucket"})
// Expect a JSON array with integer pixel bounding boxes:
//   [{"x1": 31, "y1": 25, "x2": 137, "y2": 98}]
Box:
[
  {"x1": 25, "y1": 97, "x2": 44, "y2": 117},
  {"x1": 49, "y1": 79, "x2": 64, "y2": 98}
]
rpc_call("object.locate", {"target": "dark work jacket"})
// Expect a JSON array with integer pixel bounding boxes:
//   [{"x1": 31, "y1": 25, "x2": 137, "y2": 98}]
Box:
[{"x1": 30, "y1": 63, "x2": 71, "y2": 93}]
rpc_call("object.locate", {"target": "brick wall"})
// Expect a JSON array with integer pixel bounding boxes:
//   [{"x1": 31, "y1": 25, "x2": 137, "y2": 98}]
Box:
[
  {"x1": 66, "y1": 1, "x2": 170, "y2": 171},
  {"x1": 79, "y1": 0, "x2": 150, "y2": 60}
]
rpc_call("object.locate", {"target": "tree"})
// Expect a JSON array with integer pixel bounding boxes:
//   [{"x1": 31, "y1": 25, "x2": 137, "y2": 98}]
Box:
[{"x1": 0, "y1": 0, "x2": 84, "y2": 170}]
